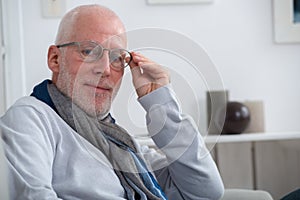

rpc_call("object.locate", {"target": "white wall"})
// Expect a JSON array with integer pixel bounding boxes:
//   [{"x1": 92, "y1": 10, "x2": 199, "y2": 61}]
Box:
[
  {"x1": 3, "y1": 0, "x2": 300, "y2": 133},
  {"x1": 0, "y1": 0, "x2": 5, "y2": 116}
]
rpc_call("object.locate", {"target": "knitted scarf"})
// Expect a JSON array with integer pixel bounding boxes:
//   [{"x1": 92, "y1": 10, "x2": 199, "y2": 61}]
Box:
[{"x1": 31, "y1": 80, "x2": 167, "y2": 200}]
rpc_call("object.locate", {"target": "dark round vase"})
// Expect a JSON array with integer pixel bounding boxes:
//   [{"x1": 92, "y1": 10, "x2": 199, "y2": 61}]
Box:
[{"x1": 221, "y1": 101, "x2": 251, "y2": 134}]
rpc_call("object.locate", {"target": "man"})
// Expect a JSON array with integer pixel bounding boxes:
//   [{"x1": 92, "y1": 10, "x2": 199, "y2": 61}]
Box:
[{"x1": 0, "y1": 4, "x2": 224, "y2": 200}]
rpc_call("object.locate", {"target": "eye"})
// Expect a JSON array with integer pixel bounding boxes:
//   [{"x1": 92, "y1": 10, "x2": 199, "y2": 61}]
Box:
[
  {"x1": 110, "y1": 52, "x2": 123, "y2": 63},
  {"x1": 81, "y1": 48, "x2": 94, "y2": 57}
]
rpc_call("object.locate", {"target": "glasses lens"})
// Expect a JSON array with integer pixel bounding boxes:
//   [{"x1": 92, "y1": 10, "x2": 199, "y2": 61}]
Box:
[
  {"x1": 76, "y1": 41, "x2": 131, "y2": 68},
  {"x1": 79, "y1": 42, "x2": 102, "y2": 62},
  {"x1": 109, "y1": 49, "x2": 131, "y2": 70}
]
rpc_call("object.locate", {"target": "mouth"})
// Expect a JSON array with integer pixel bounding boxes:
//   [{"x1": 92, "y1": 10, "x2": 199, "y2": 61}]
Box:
[{"x1": 84, "y1": 83, "x2": 112, "y2": 94}]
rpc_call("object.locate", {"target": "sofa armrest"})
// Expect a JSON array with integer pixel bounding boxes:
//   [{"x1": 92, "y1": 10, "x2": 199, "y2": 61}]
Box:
[{"x1": 221, "y1": 189, "x2": 273, "y2": 200}]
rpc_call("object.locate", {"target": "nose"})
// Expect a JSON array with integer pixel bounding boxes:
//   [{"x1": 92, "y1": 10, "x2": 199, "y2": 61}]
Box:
[{"x1": 92, "y1": 51, "x2": 111, "y2": 76}]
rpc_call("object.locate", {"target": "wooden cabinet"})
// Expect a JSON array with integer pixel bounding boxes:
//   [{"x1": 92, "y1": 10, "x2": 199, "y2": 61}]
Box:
[{"x1": 206, "y1": 132, "x2": 300, "y2": 199}]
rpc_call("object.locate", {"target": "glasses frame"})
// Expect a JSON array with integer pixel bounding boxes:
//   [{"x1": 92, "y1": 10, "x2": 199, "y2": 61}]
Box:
[{"x1": 56, "y1": 41, "x2": 132, "y2": 70}]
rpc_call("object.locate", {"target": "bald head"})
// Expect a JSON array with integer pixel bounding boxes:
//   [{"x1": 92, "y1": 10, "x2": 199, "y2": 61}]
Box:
[
  {"x1": 55, "y1": 4, "x2": 126, "y2": 45},
  {"x1": 47, "y1": 5, "x2": 128, "y2": 118}
]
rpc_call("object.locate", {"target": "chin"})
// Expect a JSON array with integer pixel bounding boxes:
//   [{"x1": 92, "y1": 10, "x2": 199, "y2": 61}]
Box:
[{"x1": 84, "y1": 101, "x2": 111, "y2": 119}]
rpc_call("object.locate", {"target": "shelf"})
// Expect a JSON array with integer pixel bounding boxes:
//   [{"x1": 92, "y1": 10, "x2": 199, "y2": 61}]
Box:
[
  {"x1": 135, "y1": 131, "x2": 300, "y2": 146},
  {"x1": 205, "y1": 131, "x2": 300, "y2": 144}
]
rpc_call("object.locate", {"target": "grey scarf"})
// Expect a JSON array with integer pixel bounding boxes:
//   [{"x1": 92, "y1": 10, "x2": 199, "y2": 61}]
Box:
[{"x1": 47, "y1": 83, "x2": 166, "y2": 200}]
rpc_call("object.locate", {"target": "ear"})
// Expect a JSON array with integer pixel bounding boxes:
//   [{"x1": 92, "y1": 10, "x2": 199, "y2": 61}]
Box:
[{"x1": 47, "y1": 45, "x2": 61, "y2": 73}]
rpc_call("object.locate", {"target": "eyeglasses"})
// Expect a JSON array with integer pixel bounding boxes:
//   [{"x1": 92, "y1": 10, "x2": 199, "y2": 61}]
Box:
[{"x1": 56, "y1": 41, "x2": 132, "y2": 70}]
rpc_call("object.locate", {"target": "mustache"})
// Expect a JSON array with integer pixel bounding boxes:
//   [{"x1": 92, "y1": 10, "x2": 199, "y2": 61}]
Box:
[{"x1": 75, "y1": 78, "x2": 115, "y2": 90}]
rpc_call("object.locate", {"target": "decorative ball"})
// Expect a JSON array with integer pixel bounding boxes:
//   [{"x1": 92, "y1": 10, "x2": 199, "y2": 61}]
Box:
[{"x1": 221, "y1": 101, "x2": 251, "y2": 134}]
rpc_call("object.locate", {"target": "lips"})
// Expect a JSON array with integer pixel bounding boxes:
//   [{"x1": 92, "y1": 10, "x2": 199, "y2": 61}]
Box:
[
  {"x1": 84, "y1": 83, "x2": 112, "y2": 93},
  {"x1": 95, "y1": 86, "x2": 111, "y2": 93}
]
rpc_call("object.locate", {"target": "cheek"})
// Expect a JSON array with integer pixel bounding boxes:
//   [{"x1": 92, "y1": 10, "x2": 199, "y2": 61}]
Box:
[
  {"x1": 57, "y1": 59, "x2": 82, "y2": 91},
  {"x1": 66, "y1": 60, "x2": 81, "y2": 75},
  {"x1": 61, "y1": 51, "x2": 83, "y2": 75},
  {"x1": 64, "y1": 61, "x2": 89, "y2": 84},
  {"x1": 111, "y1": 69, "x2": 124, "y2": 84}
]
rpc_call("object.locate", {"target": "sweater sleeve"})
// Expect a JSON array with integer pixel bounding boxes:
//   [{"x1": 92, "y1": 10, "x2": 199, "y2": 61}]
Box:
[
  {"x1": 138, "y1": 85, "x2": 224, "y2": 200},
  {"x1": 0, "y1": 101, "x2": 62, "y2": 200}
]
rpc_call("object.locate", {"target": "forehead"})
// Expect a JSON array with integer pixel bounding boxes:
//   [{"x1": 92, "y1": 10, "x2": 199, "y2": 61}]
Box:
[{"x1": 71, "y1": 13, "x2": 127, "y2": 48}]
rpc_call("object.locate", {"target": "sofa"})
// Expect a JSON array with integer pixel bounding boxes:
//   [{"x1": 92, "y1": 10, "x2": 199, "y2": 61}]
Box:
[
  {"x1": 222, "y1": 189, "x2": 273, "y2": 200},
  {"x1": 0, "y1": 135, "x2": 273, "y2": 200}
]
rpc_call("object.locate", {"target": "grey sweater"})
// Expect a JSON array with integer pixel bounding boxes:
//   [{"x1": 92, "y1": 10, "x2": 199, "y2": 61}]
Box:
[{"x1": 0, "y1": 85, "x2": 224, "y2": 200}]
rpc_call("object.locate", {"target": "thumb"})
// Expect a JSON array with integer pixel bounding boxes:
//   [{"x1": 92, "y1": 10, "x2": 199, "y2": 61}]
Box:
[{"x1": 128, "y1": 56, "x2": 142, "y2": 85}]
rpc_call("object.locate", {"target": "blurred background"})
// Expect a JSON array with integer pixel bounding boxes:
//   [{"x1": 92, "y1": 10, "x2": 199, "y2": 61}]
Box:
[{"x1": 1, "y1": 0, "x2": 300, "y2": 133}]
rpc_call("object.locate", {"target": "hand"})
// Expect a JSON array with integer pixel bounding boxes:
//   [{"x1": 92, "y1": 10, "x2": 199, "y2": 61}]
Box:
[{"x1": 128, "y1": 52, "x2": 170, "y2": 98}]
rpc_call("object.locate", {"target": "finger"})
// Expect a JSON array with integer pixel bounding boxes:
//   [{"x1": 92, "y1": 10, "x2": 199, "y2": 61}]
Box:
[
  {"x1": 131, "y1": 52, "x2": 152, "y2": 65},
  {"x1": 130, "y1": 67, "x2": 154, "y2": 97},
  {"x1": 130, "y1": 52, "x2": 169, "y2": 85},
  {"x1": 130, "y1": 65, "x2": 143, "y2": 81},
  {"x1": 131, "y1": 53, "x2": 163, "y2": 72},
  {"x1": 127, "y1": 56, "x2": 138, "y2": 69},
  {"x1": 140, "y1": 62, "x2": 170, "y2": 85},
  {"x1": 139, "y1": 61, "x2": 166, "y2": 76}
]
